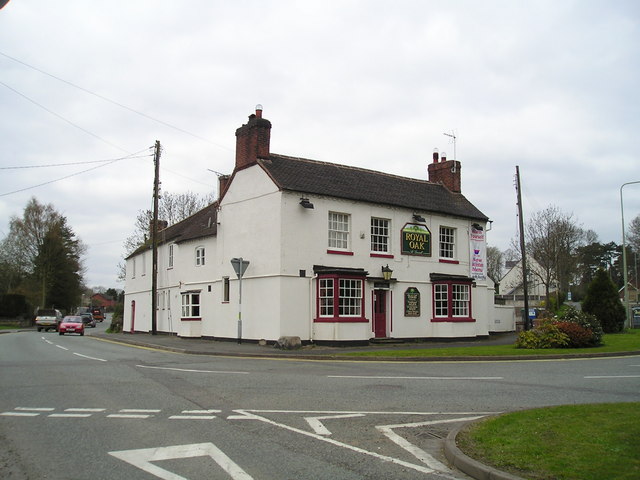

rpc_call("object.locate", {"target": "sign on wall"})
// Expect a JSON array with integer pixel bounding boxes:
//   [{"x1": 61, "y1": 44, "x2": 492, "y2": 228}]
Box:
[
  {"x1": 404, "y1": 287, "x2": 421, "y2": 317},
  {"x1": 470, "y1": 225, "x2": 487, "y2": 281},
  {"x1": 401, "y1": 224, "x2": 431, "y2": 256}
]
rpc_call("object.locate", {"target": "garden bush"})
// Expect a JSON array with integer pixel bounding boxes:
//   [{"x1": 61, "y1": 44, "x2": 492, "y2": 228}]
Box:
[
  {"x1": 554, "y1": 321, "x2": 595, "y2": 347},
  {"x1": 557, "y1": 306, "x2": 603, "y2": 346},
  {"x1": 516, "y1": 307, "x2": 604, "y2": 349},
  {"x1": 515, "y1": 320, "x2": 569, "y2": 349}
]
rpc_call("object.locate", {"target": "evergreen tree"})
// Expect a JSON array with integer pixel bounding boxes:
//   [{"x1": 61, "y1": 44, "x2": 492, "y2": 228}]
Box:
[{"x1": 582, "y1": 268, "x2": 626, "y2": 333}]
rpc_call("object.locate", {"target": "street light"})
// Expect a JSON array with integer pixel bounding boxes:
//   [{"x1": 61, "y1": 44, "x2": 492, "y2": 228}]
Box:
[{"x1": 620, "y1": 180, "x2": 640, "y2": 329}]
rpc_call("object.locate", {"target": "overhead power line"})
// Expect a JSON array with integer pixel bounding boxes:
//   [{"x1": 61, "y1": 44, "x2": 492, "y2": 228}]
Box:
[
  {"x1": 0, "y1": 50, "x2": 232, "y2": 151},
  {"x1": 0, "y1": 155, "x2": 149, "y2": 170},
  {"x1": 0, "y1": 79, "x2": 130, "y2": 154},
  {"x1": 0, "y1": 149, "x2": 152, "y2": 198}
]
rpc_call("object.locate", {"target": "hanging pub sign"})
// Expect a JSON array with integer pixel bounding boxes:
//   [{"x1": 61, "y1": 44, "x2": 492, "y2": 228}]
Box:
[
  {"x1": 404, "y1": 287, "x2": 421, "y2": 317},
  {"x1": 470, "y1": 224, "x2": 487, "y2": 281},
  {"x1": 401, "y1": 223, "x2": 431, "y2": 256}
]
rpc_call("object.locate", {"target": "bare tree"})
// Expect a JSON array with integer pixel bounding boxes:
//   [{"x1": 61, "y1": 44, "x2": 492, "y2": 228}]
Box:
[
  {"x1": 525, "y1": 205, "x2": 584, "y2": 303},
  {"x1": 119, "y1": 191, "x2": 215, "y2": 280},
  {"x1": 628, "y1": 214, "x2": 640, "y2": 254},
  {"x1": 486, "y1": 246, "x2": 504, "y2": 284}
]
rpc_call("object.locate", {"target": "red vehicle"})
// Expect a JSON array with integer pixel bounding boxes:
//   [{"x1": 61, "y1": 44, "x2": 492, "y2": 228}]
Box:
[
  {"x1": 58, "y1": 316, "x2": 85, "y2": 336},
  {"x1": 91, "y1": 307, "x2": 105, "y2": 322}
]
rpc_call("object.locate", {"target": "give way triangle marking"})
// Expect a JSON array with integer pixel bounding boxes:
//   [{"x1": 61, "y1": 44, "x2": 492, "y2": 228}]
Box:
[
  {"x1": 304, "y1": 413, "x2": 365, "y2": 435},
  {"x1": 109, "y1": 442, "x2": 254, "y2": 480}
]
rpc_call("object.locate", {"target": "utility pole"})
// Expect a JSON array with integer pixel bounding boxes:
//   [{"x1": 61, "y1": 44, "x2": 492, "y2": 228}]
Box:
[
  {"x1": 151, "y1": 140, "x2": 161, "y2": 335},
  {"x1": 516, "y1": 166, "x2": 530, "y2": 330}
]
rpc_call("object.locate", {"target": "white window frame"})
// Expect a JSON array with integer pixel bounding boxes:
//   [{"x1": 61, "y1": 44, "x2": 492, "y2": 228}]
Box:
[
  {"x1": 439, "y1": 226, "x2": 456, "y2": 259},
  {"x1": 328, "y1": 212, "x2": 350, "y2": 250},
  {"x1": 168, "y1": 244, "x2": 174, "y2": 269},
  {"x1": 181, "y1": 292, "x2": 200, "y2": 318},
  {"x1": 195, "y1": 246, "x2": 205, "y2": 266},
  {"x1": 371, "y1": 217, "x2": 390, "y2": 253},
  {"x1": 317, "y1": 275, "x2": 364, "y2": 321}
]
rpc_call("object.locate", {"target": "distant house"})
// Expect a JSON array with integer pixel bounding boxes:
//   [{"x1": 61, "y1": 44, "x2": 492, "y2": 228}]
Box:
[
  {"x1": 619, "y1": 282, "x2": 639, "y2": 304},
  {"x1": 91, "y1": 293, "x2": 116, "y2": 310},
  {"x1": 495, "y1": 257, "x2": 556, "y2": 315},
  {"x1": 124, "y1": 107, "x2": 514, "y2": 342}
]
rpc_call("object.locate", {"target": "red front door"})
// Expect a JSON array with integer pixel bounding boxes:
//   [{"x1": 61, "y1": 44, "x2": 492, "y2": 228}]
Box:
[{"x1": 373, "y1": 290, "x2": 387, "y2": 338}]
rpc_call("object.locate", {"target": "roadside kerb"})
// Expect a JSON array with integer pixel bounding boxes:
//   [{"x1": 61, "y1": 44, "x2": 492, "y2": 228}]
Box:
[{"x1": 445, "y1": 421, "x2": 526, "y2": 480}]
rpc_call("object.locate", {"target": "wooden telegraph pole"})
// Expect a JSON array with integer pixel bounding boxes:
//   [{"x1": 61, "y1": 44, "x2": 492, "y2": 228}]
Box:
[
  {"x1": 151, "y1": 140, "x2": 161, "y2": 335},
  {"x1": 515, "y1": 166, "x2": 530, "y2": 330}
]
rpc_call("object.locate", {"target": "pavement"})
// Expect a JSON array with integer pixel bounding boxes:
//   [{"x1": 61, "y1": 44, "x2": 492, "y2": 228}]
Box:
[
  {"x1": 8, "y1": 327, "x2": 639, "y2": 480},
  {"x1": 90, "y1": 329, "x2": 523, "y2": 361}
]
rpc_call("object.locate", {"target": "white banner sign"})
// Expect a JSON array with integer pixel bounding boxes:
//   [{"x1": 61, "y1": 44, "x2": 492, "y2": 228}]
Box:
[{"x1": 470, "y1": 225, "x2": 487, "y2": 281}]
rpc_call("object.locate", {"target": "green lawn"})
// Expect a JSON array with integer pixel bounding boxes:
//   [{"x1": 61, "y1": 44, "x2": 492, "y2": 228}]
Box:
[
  {"x1": 340, "y1": 329, "x2": 640, "y2": 358},
  {"x1": 457, "y1": 403, "x2": 640, "y2": 480}
]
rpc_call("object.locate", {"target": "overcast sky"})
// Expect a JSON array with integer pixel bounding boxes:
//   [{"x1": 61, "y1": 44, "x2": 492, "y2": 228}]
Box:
[{"x1": 1, "y1": 1, "x2": 639, "y2": 289}]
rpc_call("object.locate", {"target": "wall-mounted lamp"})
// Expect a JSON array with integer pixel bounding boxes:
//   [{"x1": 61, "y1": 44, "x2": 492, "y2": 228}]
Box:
[
  {"x1": 471, "y1": 223, "x2": 484, "y2": 231},
  {"x1": 412, "y1": 213, "x2": 426, "y2": 222},
  {"x1": 381, "y1": 264, "x2": 393, "y2": 281},
  {"x1": 299, "y1": 198, "x2": 314, "y2": 209}
]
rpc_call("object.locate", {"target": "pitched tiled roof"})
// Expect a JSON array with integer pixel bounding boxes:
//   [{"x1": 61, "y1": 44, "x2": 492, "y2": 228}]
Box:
[
  {"x1": 259, "y1": 154, "x2": 488, "y2": 221},
  {"x1": 126, "y1": 204, "x2": 218, "y2": 259}
]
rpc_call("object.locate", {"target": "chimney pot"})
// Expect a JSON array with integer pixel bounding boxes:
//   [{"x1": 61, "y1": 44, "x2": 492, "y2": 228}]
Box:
[
  {"x1": 433, "y1": 148, "x2": 439, "y2": 163},
  {"x1": 255, "y1": 104, "x2": 263, "y2": 118},
  {"x1": 441, "y1": 151, "x2": 447, "y2": 161}
]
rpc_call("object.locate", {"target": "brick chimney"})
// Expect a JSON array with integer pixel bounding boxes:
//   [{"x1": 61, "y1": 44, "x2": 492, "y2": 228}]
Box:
[
  {"x1": 428, "y1": 148, "x2": 462, "y2": 193},
  {"x1": 235, "y1": 105, "x2": 271, "y2": 170}
]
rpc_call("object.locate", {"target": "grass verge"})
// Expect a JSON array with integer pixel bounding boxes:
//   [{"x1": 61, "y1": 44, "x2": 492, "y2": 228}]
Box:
[
  {"x1": 340, "y1": 329, "x2": 640, "y2": 358},
  {"x1": 457, "y1": 403, "x2": 640, "y2": 480}
]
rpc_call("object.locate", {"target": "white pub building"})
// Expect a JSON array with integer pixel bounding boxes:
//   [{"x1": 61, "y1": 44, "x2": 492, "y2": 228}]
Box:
[{"x1": 124, "y1": 107, "x2": 514, "y2": 343}]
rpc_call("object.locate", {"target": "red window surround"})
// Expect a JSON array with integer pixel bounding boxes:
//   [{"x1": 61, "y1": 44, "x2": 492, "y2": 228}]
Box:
[
  {"x1": 327, "y1": 249, "x2": 354, "y2": 256},
  {"x1": 431, "y1": 281, "x2": 475, "y2": 322},
  {"x1": 370, "y1": 253, "x2": 394, "y2": 259},
  {"x1": 315, "y1": 274, "x2": 368, "y2": 323}
]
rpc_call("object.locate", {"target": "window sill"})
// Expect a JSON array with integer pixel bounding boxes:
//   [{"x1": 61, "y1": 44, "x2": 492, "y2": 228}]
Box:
[
  {"x1": 327, "y1": 250, "x2": 354, "y2": 256},
  {"x1": 439, "y1": 259, "x2": 459, "y2": 264},
  {"x1": 370, "y1": 253, "x2": 394, "y2": 258},
  {"x1": 431, "y1": 317, "x2": 475, "y2": 323},
  {"x1": 181, "y1": 317, "x2": 202, "y2": 322},
  {"x1": 314, "y1": 317, "x2": 369, "y2": 323}
]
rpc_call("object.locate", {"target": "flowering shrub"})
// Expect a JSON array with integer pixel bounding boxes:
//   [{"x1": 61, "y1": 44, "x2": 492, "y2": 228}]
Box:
[
  {"x1": 554, "y1": 321, "x2": 595, "y2": 348},
  {"x1": 515, "y1": 307, "x2": 604, "y2": 349},
  {"x1": 557, "y1": 307, "x2": 603, "y2": 346},
  {"x1": 515, "y1": 320, "x2": 569, "y2": 349}
]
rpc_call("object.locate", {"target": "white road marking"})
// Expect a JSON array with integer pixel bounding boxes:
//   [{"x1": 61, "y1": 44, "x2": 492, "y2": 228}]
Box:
[
  {"x1": 233, "y1": 409, "x2": 462, "y2": 479},
  {"x1": 1, "y1": 412, "x2": 40, "y2": 417},
  {"x1": 120, "y1": 409, "x2": 162, "y2": 413},
  {"x1": 1, "y1": 407, "x2": 55, "y2": 417},
  {"x1": 73, "y1": 352, "x2": 107, "y2": 362},
  {"x1": 136, "y1": 364, "x2": 248, "y2": 374},
  {"x1": 56, "y1": 345, "x2": 69, "y2": 351},
  {"x1": 108, "y1": 408, "x2": 160, "y2": 419},
  {"x1": 182, "y1": 409, "x2": 221, "y2": 414},
  {"x1": 328, "y1": 375, "x2": 503, "y2": 380},
  {"x1": 175, "y1": 414, "x2": 217, "y2": 419},
  {"x1": 108, "y1": 414, "x2": 154, "y2": 419},
  {"x1": 584, "y1": 375, "x2": 640, "y2": 379},
  {"x1": 376, "y1": 416, "x2": 487, "y2": 473},
  {"x1": 110, "y1": 442, "x2": 255, "y2": 480},
  {"x1": 304, "y1": 413, "x2": 365, "y2": 435},
  {"x1": 242, "y1": 409, "x2": 495, "y2": 415},
  {"x1": 65, "y1": 408, "x2": 106, "y2": 412},
  {"x1": 48, "y1": 413, "x2": 92, "y2": 418}
]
